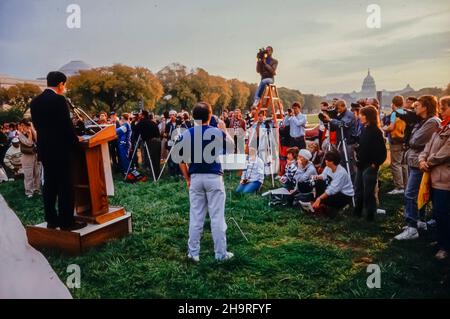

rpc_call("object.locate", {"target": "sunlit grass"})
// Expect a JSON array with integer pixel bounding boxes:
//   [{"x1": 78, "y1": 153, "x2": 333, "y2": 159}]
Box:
[{"x1": 0, "y1": 167, "x2": 448, "y2": 298}]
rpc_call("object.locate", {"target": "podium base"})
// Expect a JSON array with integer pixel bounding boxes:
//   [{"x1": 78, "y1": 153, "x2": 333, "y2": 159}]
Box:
[{"x1": 26, "y1": 212, "x2": 132, "y2": 255}]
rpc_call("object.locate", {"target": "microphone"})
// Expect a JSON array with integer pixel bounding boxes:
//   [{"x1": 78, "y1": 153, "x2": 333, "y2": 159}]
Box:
[{"x1": 66, "y1": 98, "x2": 76, "y2": 110}]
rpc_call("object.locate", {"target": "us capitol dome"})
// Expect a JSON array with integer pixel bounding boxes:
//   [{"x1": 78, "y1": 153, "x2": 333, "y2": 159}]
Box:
[{"x1": 361, "y1": 69, "x2": 376, "y2": 97}]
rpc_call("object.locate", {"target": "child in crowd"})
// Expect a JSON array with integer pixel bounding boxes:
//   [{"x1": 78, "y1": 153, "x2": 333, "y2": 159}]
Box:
[{"x1": 280, "y1": 147, "x2": 299, "y2": 190}]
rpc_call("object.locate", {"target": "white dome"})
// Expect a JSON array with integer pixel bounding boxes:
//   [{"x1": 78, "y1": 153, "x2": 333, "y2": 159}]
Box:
[{"x1": 58, "y1": 60, "x2": 92, "y2": 77}]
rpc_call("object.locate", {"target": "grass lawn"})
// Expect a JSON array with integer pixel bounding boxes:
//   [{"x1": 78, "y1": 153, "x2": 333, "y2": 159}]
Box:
[
  {"x1": 306, "y1": 114, "x2": 320, "y2": 126},
  {"x1": 1, "y1": 167, "x2": 449, "y2": 299}
]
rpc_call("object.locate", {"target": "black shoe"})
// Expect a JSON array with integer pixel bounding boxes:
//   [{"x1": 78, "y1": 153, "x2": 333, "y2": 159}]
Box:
[{"x1": 60, "y1": 222, "x2": 87, "y2": 231}]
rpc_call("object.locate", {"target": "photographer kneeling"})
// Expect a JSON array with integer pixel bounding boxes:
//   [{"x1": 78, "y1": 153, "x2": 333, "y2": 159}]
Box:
[
  {"x1": 252, "y1": 46, "x2": 278, "y2": 107},
  {"x1": 312, "y1": 150, "x2": 355, "y2": 216}
]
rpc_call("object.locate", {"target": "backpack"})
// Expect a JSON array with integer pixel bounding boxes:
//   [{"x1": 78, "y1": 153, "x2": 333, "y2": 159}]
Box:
[
  {"x1": 125, "y1": 169, "x2": 147, "y2": 183},
  {"x1": 391, "y1": 117, "x2": 406, "y2": 142}
]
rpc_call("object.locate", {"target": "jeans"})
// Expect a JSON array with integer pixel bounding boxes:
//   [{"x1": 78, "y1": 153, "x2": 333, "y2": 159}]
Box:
[
  {"x1": 404, "y1": 167, "x2": 423, "y2": 228},
  {"x1": 235, "y1": 181, "x2": 262, "y2": 193},
  {"x1": 354, "y1": 166, "x2": 378, "y2": 220},
  {"x1": 188, "y1": 174, "x2": 228, "y2": 260},
  {"x1": 254, "y1": 78, "x2": 274, "y2": 104},
  {"x1": 432, "y1": 188, "x2": 450, "y2": 251}
]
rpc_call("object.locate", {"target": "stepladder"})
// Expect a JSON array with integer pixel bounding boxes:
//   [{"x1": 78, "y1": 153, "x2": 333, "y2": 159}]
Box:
[
  {"x1": 253, "y1": 84, "x2": 284, "y2": 127},
  {"x1": 251, "y1": 84, "x2": 285, "y2": 177}
]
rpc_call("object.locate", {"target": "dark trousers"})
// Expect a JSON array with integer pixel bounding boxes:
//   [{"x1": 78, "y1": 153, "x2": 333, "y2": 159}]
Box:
[
  {"x1": 432, "y1": 188, "x2": 450, "y2": 251},
  {"x1": 290, "y1": 136, "x2": 306, "y2": 150},
  {"x1": 42, "y1": 158, "x2": 74, "y2": 227},
  {"x1": 109, "y1": 141, "x2": 119, "y2": 172},
  {"x1": 354, "y1": 166, "x2": 378, "y2": 220},
  {"x1": 315, "y1": 179, "x2": 352, "y2": 209},
  {"x1": 143, "y1": 139, "x2": 161, "y2": 180}
]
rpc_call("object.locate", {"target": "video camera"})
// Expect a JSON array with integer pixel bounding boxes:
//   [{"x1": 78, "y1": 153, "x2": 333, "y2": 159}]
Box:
[
  {"x1": 257, "y1": 47, "x2": 269, "y2": 61},
  {"x1": 318, "y1": 106, "x2": 338, "y2": 124}
]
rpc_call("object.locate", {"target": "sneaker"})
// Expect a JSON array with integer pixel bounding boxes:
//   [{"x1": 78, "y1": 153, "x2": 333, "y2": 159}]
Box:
[
  {"x1": 299, "y1": 201, "x2": 315, "y2": 213},
  {"x1": 376, "y1": 208, "x2": 386, "y2": 215},
  {"x1": 216, "y1": 252, "x2": 234, "y2": 262},
  {"x1": 26, "y1": 194, "x2": 33, "y2": 199},
  {"x1": 187, "y1": 254, "x2": 200, "y2": 262},
  {"x1": 435, "y1": 250, "x2": 448, "y2": 261},
  {"x1": 417, "y1": 221, "x2": 428, "y2": 231},
  {"x1": 387, "y1": 188, "x2": 404, "y2": 195},
  {"x1": 395, "y1": 226, "x2": 419, "y2": 240},
  {"x1": 427, "y1": 219, "x2": 437, "y2": 228}
]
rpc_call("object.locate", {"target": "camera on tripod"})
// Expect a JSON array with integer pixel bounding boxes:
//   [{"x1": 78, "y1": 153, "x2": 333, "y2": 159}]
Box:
[
  {"x1": 318, "y1": 106, "x2": 338, "y2": 123},
  {"x1": 264, "y1": 118, "x2": 273, "y2": 130},
  {"x1": 257, "y1": 47, "x2": 269, "y2": 61}
]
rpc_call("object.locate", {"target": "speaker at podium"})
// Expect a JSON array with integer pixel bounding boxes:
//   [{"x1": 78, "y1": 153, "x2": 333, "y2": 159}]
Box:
[{"x1": 26, "y1": 124, "x2": 132, "y2": 255}]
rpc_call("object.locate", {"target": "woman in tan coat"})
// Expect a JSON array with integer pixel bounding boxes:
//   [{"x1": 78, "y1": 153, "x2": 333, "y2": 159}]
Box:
[
  {"x1": 18, "y1": 119, "x2": 41, "y2": 198},
  {"x1": 419, "y1": 96, "x2": 450, "y2": 260}
]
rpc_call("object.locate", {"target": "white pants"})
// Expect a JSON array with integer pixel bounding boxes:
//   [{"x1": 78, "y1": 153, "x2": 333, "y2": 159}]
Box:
[{"x1": 188, "y1": 174, "x2": 228, "y2": 259}]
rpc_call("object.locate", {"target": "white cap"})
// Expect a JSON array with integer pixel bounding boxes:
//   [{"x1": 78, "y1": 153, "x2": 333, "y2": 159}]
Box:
[
  {"x1": 169, "y1": 110, "x2": 177, "y2": 116},
  {"x1": 12, "y1": 137, "x2": 19, "y2": 143},
  {"x1": 298, "y1": 149, "x2": 312, "y2": 161}
]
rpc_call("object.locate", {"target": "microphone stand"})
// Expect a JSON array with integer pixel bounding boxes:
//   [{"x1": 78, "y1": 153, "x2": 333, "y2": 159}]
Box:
[{"x1": 66, "y1": 98, "x2": 103, "y2": 130}]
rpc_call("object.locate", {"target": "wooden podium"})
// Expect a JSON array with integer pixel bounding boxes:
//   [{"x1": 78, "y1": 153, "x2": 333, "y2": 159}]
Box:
[{"x1": 26, "y1": 125, "x2": 132, "y2": 255}]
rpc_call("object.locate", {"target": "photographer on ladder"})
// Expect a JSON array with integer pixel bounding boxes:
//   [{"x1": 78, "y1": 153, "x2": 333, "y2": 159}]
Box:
[{"x1": 252, "y1": 46, "x2": 278, "y2": 107}]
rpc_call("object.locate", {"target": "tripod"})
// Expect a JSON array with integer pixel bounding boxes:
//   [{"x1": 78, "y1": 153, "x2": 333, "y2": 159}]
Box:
[
  {"x1": 263, "y1": 123, "x2": 276, "y2": 188},
  {"x1": 336, "y1": 125, "x2": 355, "y2": 207},
  {"x1": 125, "y1": 135, "x2": 157, "y2": 182},
  {"x1": 157, "y1": 126, "x2": 182, "y2": 181}
]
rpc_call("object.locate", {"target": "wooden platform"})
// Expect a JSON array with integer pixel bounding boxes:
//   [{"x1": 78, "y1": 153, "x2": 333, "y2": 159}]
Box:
[{"x1": 26, "y1": 212, "x2": 132, "y2": 255}]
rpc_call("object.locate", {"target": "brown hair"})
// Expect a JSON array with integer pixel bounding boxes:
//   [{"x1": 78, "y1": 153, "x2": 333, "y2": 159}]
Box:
[
  {"x1": 360, "y1": 105, "x2": 381, "y2": 128},
  {"x1": 122, "y1": 113, "x2": 130, "y2": 121},
  {"x1": 406, "y1": 96, "x2": 418, "y2": 103},
  {"x1": 392, "y1": 95, "x2": 404, "y2": 108},
  {"x1": 292, "y1": 102, "x2": 301, "y2": 108},
  {"x1": 417, "y1": 95, "x2": 438, "y2": 118},
  {"x1": 287, "y1": 147, "x2": 299, "y2": 158},
  {"x1": 440, "y1": 96, "x2": 450, "y2": 109}
]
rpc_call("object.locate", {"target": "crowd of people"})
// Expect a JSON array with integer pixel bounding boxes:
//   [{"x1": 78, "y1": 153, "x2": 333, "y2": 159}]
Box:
[{"x1": 1, "y1": 75, "x2": 448, "y2": 260}]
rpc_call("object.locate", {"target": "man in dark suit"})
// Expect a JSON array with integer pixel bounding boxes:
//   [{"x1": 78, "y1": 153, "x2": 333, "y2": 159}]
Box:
[{"x1": 30, "y1": 71, "x2": 86, "y2": 231}]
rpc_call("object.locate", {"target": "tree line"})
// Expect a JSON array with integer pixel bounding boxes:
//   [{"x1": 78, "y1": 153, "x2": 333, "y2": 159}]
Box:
[{"x1": 1, "y1": 63, "x2": 449, "y2": 122}]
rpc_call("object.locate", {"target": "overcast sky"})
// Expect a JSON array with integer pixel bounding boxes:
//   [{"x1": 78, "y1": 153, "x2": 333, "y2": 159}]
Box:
[{"x1": 0, "y1": 0, "x2": 449, "y2": 95}]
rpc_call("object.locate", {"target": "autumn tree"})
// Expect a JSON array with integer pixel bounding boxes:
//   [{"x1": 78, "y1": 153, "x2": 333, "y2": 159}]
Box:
[
  {"x1": 229, "y1": 79, "x2": 251, "y2": 110},
  {"x1": 67, "y1": 64, "x2": 163, "y2": 113},
  {"x1": 4, "y1": 83, "x2": 42, "y2": 113}
]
